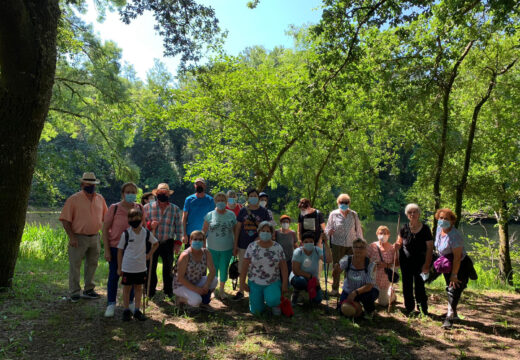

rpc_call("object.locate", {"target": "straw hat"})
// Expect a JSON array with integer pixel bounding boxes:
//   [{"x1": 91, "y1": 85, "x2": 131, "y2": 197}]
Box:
[
  {"x1": 341, "y1": 300, "x2": 362, "y2": 317},
  {"x1": 80, "y1": 172, "x2": 100, "y2": 184},
  {"x1": 152, "y1": 183, "x2": 174, "y2": 195}
]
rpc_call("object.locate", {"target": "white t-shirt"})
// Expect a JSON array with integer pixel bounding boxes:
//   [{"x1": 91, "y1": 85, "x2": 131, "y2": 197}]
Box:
[{"x1": 118, "y1": 227, "x2": 158, "y2": 273}]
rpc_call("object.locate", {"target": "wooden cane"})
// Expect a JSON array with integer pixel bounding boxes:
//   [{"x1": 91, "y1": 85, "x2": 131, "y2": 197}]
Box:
[{"x1": 388, "y1": 214, "x2": 400, "y2": 313}]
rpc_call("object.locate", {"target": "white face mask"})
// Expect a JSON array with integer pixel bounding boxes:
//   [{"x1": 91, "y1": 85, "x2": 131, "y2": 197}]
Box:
[
  {"x1": 281, "y1": 222, "x2": 290, "y2": 230},
  {"x1": 259, "y1": 200, "x2": 267, "y2": 208},
  {"x1": 378, "y1": 234, "x2": 389, "y2": 243}
]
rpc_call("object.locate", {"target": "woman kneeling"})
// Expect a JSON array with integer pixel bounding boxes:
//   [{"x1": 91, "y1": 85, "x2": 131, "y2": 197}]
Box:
[
  {"x1": 338, "y1": 238, "x2": 379, "y2": 319},
  {"x1": 290, "y1": 232, "x2": 332, "y2": 305},
  {"x1": 239, "y1": 221, "x2": 288, "y2": 315},
  {"x1": 173, "y1": 231, "x2": 217, "y2": 309}
]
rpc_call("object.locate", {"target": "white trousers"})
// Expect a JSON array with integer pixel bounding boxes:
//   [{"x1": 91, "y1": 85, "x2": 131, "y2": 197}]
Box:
[
  {"x1": 377, "y1": 285, "x2": 397, "y2": 307},
  {"x1": 173, "y1": 276, "x2": 218, "y2": 307}
]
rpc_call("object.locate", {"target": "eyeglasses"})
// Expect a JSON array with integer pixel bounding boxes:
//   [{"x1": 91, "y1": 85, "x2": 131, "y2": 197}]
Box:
[
  {"x1": 339, "y1": 202, "x2": 350, "y2": 205},
  {"x1": 192, "y1": 238, "x2": 204, "y2": 241},
  {"x1": 353, "y1": 246, "x2": 366, "y2": 250}
]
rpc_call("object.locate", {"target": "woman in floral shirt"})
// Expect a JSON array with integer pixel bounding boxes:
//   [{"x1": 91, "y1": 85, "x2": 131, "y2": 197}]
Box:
[{"x1": 239, "y1": 221, "x2": 288, "y2": 315}]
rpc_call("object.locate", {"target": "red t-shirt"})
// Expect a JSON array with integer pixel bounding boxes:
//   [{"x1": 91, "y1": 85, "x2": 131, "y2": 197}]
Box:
[{"x1": 226, "y1": 203, "x2": 242, "y2": 217}]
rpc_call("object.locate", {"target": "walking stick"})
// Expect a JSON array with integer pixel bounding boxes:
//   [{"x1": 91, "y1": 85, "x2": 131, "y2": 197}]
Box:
[
  {"x1": 388, "y1": 214, "x2": 400, "y2": 313},
  {"x1": 323, "y1": 238, "x2": 329, "y2": 312},
  {"x1": 144, "y1": 256, "x2": 153, "y2": 315}
]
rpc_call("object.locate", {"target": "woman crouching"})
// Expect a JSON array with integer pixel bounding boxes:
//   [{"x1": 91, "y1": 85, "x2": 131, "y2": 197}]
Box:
[
  {"x1": 338, "y1": 238, "x2": 379, "y2": 319},
  {"x1": 173, "y1": 231, "x2": 217, "y2": 310}
]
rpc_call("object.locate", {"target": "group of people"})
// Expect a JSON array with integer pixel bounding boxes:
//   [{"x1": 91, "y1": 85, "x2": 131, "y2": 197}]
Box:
[{"x1": 60, "y1": 172, "x2": 474, "y2": 329}]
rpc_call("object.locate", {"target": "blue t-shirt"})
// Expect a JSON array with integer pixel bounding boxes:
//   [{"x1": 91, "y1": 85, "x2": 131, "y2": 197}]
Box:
[
  {"x1": 290, "y1": 246, "x2": 323, "y2": 281},
  {"x1": 435, "y1": 227, "x2": 467, "y2": 257},
  {"x1": 204, "y1": 209, "x2": 237, "y2": 251},
  {"x1": 183, "y1": 193, "x2": 215, "y2": 235},
  {"x1": 236, "y1": 206, "x2": 272, "y2": 249}
]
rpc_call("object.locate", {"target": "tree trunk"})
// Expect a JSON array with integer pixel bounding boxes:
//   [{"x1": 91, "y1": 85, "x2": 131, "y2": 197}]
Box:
[
  {"x1": 498, "y1": 204, "x2": 513, "y2": 285},
  {"x1": 0, "y1": 1, "x2": 60, "y2": 288},
  {"x1": 431, "y1": 41, "x2": 474, "y2": 233}
]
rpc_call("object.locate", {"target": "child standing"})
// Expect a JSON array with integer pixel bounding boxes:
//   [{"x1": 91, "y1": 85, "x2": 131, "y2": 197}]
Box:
[
  {"x1": 117, "y1": 208, "x2": 159, "y2": 321},
  {"x1": 275, "y1": 215, "x2": 298, "y2": 277}
]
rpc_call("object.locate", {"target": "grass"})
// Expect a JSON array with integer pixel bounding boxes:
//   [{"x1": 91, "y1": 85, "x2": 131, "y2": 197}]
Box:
[{"x1": 1, "y1": 225, "x2": 520, "y2": 359}]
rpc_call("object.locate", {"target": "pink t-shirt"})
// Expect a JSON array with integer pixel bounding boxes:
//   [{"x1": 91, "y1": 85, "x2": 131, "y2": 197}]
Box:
[{"x1": 104, "y1": 202, "x2": 144, "y2": 248}]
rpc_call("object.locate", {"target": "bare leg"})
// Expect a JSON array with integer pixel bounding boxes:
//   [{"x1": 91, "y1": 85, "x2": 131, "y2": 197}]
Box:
[
  {"x1": 134, "y1": 285, "x2": 143, "y2": 310},
  {"x1": 123, "y1": 285, "x2": 131, "y2": 309}
]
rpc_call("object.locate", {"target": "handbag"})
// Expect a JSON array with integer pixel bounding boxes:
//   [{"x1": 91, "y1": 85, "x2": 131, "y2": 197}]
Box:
[
  {"x1": 377, "y1": 246, "x2": 399, "y2": 283},
  {"x1": 228, "y1": 257, "x2": 240, "y2": 290},
  {"x1": 433, "y1": 253, "x2": 454, "y2": 274}
]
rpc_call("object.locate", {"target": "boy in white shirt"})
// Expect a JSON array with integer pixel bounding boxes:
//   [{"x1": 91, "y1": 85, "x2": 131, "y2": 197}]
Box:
[{"x1": 118, "y1": 208, "x2": 159, "y2": 321}]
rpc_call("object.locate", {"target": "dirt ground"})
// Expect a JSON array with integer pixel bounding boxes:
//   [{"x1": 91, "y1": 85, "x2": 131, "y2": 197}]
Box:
[{"x1": 1, "y1": 262, "x2": 519, "y2": 360}]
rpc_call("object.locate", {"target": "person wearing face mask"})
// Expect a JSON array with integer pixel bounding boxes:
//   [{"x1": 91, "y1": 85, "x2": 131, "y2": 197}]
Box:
[
  {"x1": 395, "y1": 203, "x2": 433, "y2": 316},
  {"x1": 239, "y1": 221, "x2": 288, "y2": 315},
  {"x1": 297, "y1": 198, "x2": 326, "y2": 246},
  {"x1": 173, "y1": 231, "x2": 217, "y2": 311},
  {"x1": 60, "y1": 172, "x2": 108, "y2": 303},
  {"x1": 225, "y1": 190, "x2": 242, "y2": 217},
  {"x1": 259, "y1": 192, "x2": 277, "y2": 227},
  {"x1": 290, "y1": 232, "x2": 332, "y2": 306},
  {"x1": 102, "y1": 182, "x2": 145, "y2": 317},
  {"x1": 367, "y1": 226, "x2": 399, "y2": 307},
  {"x1": 232, "y1": 188, "x2": 273, "y2": 300},
  {"x1": 117, "y1": 208, "x2": 159, "y2": 321},
  {"x1": 275, "y1": 215, "x2": 298, "y2": 277},
  {"x1": 182, "y1": 178, "x2": 215, "y2": 246},
  {"x1": 325, "y1": 193, "x2": 363, "y2": 296},
  {"x1": 434, "y1": 208, "x2": 474, "y2": 329},
  {"x1": 144, "y1": 183, "x2": 183, "y2": 299},
  {"x1": 202, "y1": 192, "x2": 238, "y2": 299}
]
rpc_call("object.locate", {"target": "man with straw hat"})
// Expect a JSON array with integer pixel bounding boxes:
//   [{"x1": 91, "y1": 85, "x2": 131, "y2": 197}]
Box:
[
  {"x1": 60, "y1": 172, "x2": 107, "y2": 302},
  {"x1": 144, "y1": 183, "x2": 183, "y2": 299}
]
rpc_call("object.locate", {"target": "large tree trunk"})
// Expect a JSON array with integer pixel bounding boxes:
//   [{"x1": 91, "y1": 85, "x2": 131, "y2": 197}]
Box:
[
  {"x1": 498, "y1": 204, "x2": 513, "y2": 285},
  {"x1": 431, "y1": 41, "x2": 474, "y2": 233},
  {"x1": 0, "y1": 1, "x2": 60, "y2": 288}
]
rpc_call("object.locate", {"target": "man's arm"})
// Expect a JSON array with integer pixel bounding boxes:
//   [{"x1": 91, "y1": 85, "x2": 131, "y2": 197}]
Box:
[{"x1": 61, "y1": 220, "x2": 78, "y2": 248}]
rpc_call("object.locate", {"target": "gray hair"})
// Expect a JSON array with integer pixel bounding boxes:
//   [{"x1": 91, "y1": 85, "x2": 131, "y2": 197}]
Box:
[
  {"x1": 257, "y1": 221, "x2": 274, "y2": 233},
  {"x1": 405, "y1": 203, "x2": 421, "y2": 215}
]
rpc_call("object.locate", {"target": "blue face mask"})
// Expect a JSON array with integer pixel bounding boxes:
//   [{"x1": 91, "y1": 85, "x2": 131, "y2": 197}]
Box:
[
  {"x1": 216, "y1": 201, "x2": 226, "y2": 210},
  {"x1": 303, "y1": 243, "x2": 315, "y2": 251},
  {"x1": 249, "y1": 197, "x2": 259, "y2": 205},
  {"x1": 124, "y1": 193, "x2": 136, "y2": 203},
  {"x1": 339, "y1": 203, "x2": 349, "y2": 211},
  {"x1": 438, "y1": 219, "x2": 451, "y2": 229},
  {"x1": 191, "y1": 240, "x2": 204, "y2": 250},
  {"x1": 228, "y1": 198, "x2": 236, "y2": 205},
  {"x1": 259, "y1": 231, "x2": 272, "y2": 241}
]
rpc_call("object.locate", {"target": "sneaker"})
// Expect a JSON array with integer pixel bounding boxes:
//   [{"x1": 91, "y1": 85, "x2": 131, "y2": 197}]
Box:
[
  {"x1": 70, "y1": 294, "x2": 81, "y2": 303},
  {"x1": 133, "y1": 310, "x2": 146, "y2": 321},
  {"x1": 129, "y1": 302, "x2": 135, "y2": 313},
  {"x1": 442, "y1": 317, "x2": 453, "y2": 329},
  {"x1": 82, "y1": 289, "x2": 100, "y2": 299},
  {"x1": 272, "y1": 306, "x2": 281, "y2": 316},
  {"x1": 104, "y1": 304, "x2": 115, "y2": 318},
  {"x1": 232, "y1": 292, "x2": 244, "y2": 301},
  {"x1": 122, "y1": 309, "x2": 133, "y2": 321}
]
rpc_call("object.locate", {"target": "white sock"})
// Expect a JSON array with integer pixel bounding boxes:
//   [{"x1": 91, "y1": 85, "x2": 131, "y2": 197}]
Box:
[{"x1": 447, "y1": 304, "x2": 454, "y2": 318}]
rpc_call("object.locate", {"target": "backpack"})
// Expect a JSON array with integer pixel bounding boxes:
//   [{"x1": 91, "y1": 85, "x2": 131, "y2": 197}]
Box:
[{"x1": 344, "y1": 255, "x2": 369, "y2": 275}]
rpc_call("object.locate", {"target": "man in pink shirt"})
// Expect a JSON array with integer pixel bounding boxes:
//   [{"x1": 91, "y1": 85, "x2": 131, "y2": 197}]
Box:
[{"x1": 60, "y1": 172, "x2": 107, "y2": 302}]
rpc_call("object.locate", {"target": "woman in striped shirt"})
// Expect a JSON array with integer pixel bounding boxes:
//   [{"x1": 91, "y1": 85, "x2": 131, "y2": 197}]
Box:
[{"x1": 338, "y1": 238, "x2": 379, "y2": 319}]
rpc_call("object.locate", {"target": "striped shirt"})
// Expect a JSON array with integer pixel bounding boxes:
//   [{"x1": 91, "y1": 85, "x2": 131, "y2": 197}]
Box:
[
  {"x1": 339, "y1": 256, "x2": 377, "y2": 293},
  {"x1": 144, "y1": 201, "x2": 183, "y2": 242},
  {"x1": 325, "y1": 209, "x2": 363, "y2": 247}
]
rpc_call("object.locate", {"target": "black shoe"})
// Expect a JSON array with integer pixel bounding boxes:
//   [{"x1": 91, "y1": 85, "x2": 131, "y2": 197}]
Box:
[
  {"x1": 70, "y1": 294, "x2": 81, "y2": 303},
  {"x1": 232, "y1": 292, "x2": 244, "y2": 301},
  {"x1": 418, "y1": 304, "x2": 429, "y2": 316},
  {"x1": 82, "y1": 289, "x2": 101, "y2": 299},
  {"x1": 122, "y1": 309, "x2": 133, "y2": 321},
  {"x1": 442, "y1": 317, "x2": 453, "y2": 329},
  {"x1": 291, "y1": 291, "x2": 300, "y2": 305},
  {"x1": 133, "y1": 310, "x2": 146, "y2": 321}
]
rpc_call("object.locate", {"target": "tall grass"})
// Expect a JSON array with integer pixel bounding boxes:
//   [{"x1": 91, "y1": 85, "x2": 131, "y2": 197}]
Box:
[{"x1": 19, "y1": 224, "x2": 70, "y2": 260}]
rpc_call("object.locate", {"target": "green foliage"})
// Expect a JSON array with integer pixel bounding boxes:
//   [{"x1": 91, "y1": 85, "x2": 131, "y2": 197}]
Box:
[{"x1": 19, "y1": 225, "x2": 69, "y2": 261}]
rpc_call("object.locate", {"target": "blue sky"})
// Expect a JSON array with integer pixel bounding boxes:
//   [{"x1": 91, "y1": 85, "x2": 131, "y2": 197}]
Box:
[{"x1": 83, "y1": 0, "x2": 323, "y2": 80}]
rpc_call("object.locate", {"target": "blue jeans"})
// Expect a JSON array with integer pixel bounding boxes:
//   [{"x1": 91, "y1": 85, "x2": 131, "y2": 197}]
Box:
[
  {"x1": 248, "y1": 280, "x2": 281, "y2": 315},
  {"x1": 107, "y1": 247, "x2": 134, "y2": 305},
  {"x1": 338, "y1": 287, "x2": 379, "y2": 314},
  {"x1": 290, "y1": 275, "x2": 323, "y2": 303}
]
